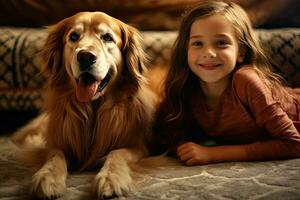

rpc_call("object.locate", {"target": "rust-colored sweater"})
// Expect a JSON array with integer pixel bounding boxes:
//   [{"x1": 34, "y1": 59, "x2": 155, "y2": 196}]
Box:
[{"x1": 191, "y1": 67, "x2": 300, "y2": 161}]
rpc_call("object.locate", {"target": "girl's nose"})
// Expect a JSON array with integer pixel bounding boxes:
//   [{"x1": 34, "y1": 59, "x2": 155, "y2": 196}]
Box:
[{"x1": 202, "y1": 47, "x2": 216, "y2": 59}]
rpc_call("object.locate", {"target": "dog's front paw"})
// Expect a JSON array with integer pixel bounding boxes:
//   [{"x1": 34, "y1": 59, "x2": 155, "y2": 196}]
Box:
[
  {"x1": 92, "y1": 168, "x2": 134, "y2": 198},
  {"x1": 30, "y1": 167, "x2": 67, "y2": 199}
]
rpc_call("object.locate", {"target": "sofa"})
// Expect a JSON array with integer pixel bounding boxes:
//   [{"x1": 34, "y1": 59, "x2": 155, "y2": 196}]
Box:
[
  {"x1": 0, "y1": 25, "x2": 300, "y2": 199},
  {"x1": 0, "y1": 27, "x2": 300, "y2": 130}
]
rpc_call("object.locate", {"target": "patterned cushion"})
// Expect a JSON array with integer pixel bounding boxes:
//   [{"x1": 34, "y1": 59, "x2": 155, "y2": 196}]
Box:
[
  {"x1": 257, "y1": 29, "x2": 300, "y2": 86},
  {"x1": 0, "y1": 27, "x2": 299, "y2": 111},
  {"x1": 0, "y1": 28, "x2": 46, "y2": 111}
]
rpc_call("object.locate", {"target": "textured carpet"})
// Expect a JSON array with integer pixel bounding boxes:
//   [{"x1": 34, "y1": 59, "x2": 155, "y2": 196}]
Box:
[{"x1": 0, "y1": 137, "x2": 300, "y2": 200}]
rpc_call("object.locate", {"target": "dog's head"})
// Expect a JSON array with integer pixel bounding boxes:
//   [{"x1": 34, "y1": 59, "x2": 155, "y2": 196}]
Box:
[{"x1": 43, "y1": 12, "x2": 147, "y2": 102}]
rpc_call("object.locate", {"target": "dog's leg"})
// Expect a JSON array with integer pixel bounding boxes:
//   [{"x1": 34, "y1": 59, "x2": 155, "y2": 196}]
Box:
[
  {"x1": 11, "y1": 113, "x2": 48, "y2": 146},
  {"x1": 92, "y1": 148, "x2": 144, "y2": 198},
  {"x1": 30, "y1": 149, "x2": 67, "y2": 199}
]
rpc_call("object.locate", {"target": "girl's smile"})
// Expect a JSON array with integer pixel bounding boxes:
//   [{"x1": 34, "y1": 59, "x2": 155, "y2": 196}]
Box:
[{"x1": 198, "y1": 63, "x2": 222, "y2": 70}]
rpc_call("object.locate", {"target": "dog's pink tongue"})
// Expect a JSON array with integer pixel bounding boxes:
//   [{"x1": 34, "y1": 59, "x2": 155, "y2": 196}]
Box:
[{"x1": 76, "y1": 78, "x2": 98, "y2": 103}]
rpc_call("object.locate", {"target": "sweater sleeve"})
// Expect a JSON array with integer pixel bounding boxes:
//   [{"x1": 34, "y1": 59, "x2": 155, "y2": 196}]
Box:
[{"x1": 233, "y1": 67, "x2": 300, "y2": 161}]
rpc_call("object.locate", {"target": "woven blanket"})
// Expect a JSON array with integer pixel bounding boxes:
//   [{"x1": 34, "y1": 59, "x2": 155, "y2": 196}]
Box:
[{"x1": 0, "y1": 137, "x2": 299, "y2": 200}]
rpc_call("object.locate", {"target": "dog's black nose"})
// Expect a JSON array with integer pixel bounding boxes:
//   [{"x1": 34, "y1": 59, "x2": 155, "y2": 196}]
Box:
[{"x1": 77, "y1": 50, "x2": 97, "y2": 69}]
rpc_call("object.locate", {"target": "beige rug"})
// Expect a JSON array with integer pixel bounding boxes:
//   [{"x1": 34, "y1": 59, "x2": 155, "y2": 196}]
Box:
[{"x1": 0, "y1": 137, "x2": 300, "y2": 200}]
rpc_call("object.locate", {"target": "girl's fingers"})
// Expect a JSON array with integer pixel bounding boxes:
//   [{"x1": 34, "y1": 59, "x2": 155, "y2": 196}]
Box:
[
  {"x1": 177, "y1": 142, "x2": 195, "y2": 155},
  {"x1": 179, "y1": 152, "x2": 192, "y2": 161},
  {"x1": 185, "y1": 158, "x2": 196, "y2": 166},
  {"x1": 176, "y1": 143, "x2": 186, "y2": 153},
  {"x1": 177, "y1": 146, "x2": 190, "y2": 157}
]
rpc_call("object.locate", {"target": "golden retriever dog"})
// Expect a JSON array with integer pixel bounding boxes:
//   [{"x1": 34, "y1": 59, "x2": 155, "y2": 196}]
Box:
[{"x1": 11, "y1": 11, "x2": 160, "y2": 199}]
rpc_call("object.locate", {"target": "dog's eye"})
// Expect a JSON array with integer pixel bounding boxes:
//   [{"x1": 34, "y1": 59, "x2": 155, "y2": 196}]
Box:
[
  {"x1": 69, "y1": 32, "x2": 80, "y2": 42},
  {"x1": 101, "y1": 33, "x2": 114, "y2": 42}
]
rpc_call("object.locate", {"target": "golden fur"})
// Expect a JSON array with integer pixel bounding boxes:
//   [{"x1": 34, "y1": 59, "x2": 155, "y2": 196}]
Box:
[{"x1": 11, "y1": 12, "x2": 161, "y2": 199}]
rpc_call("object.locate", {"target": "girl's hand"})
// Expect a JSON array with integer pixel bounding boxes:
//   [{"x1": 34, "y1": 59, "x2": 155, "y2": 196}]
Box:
[{"x1": 176, "y1": 142, "x2": 211, "y2": 166}]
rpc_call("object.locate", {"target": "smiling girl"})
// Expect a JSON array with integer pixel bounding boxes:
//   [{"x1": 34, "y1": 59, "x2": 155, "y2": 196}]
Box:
[{"x1": 152, "y1": 0, "x2": 300, "y2": 166}]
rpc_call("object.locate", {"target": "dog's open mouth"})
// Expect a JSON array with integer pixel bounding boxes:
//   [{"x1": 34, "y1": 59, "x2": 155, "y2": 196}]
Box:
[{"x1": 75, "y1": 72, "x2": 111, "y2": 103}]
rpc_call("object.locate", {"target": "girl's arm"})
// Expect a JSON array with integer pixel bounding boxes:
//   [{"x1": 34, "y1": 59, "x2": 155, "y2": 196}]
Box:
[
  {"x1": 232, "y1": 67, "x2": 300, "y2": 160},
  {"x1": 176, "y1": 142, "x2": 248, "y2": 165},
  {"x1": 177, "y1": 138, "x2": 300, "y2": 166}
]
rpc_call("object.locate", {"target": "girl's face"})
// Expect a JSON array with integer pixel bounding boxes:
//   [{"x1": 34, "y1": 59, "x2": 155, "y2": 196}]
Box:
[{"x1": 188, "y1": 14, "x2": 243, "y2": 87}]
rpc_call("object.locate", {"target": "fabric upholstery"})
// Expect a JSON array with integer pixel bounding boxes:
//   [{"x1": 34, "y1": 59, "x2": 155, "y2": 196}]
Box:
[{"x1": 0, "y1": 28, "x2": 299, "y2": 112}]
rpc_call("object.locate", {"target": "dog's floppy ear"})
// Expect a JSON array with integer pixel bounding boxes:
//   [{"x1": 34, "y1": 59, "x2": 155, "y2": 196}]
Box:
[
  {"x1": 120, "y1": 23, "x2": 148, "y2": 86},
  {"x1": 42, "y1": 19, "x2": 69, "y2": 75},
  {"x1": 42, "y1": 18, "x2": 73, "y2": 88}
]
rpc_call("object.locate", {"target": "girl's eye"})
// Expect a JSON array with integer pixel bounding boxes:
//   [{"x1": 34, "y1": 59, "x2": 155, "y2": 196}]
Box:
[
  {"x1": 69, "y1": 32, "x2": 80, "y2": 42},
  {"x1": 216, "y1": 40, "x2": 229, "y2": 46},
  {"x1": 191, "y1": 41, "x2": 203, "y2": 46},
  {"x1": 101, "y1": 33, "x2": 114, "y2": 42}
]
